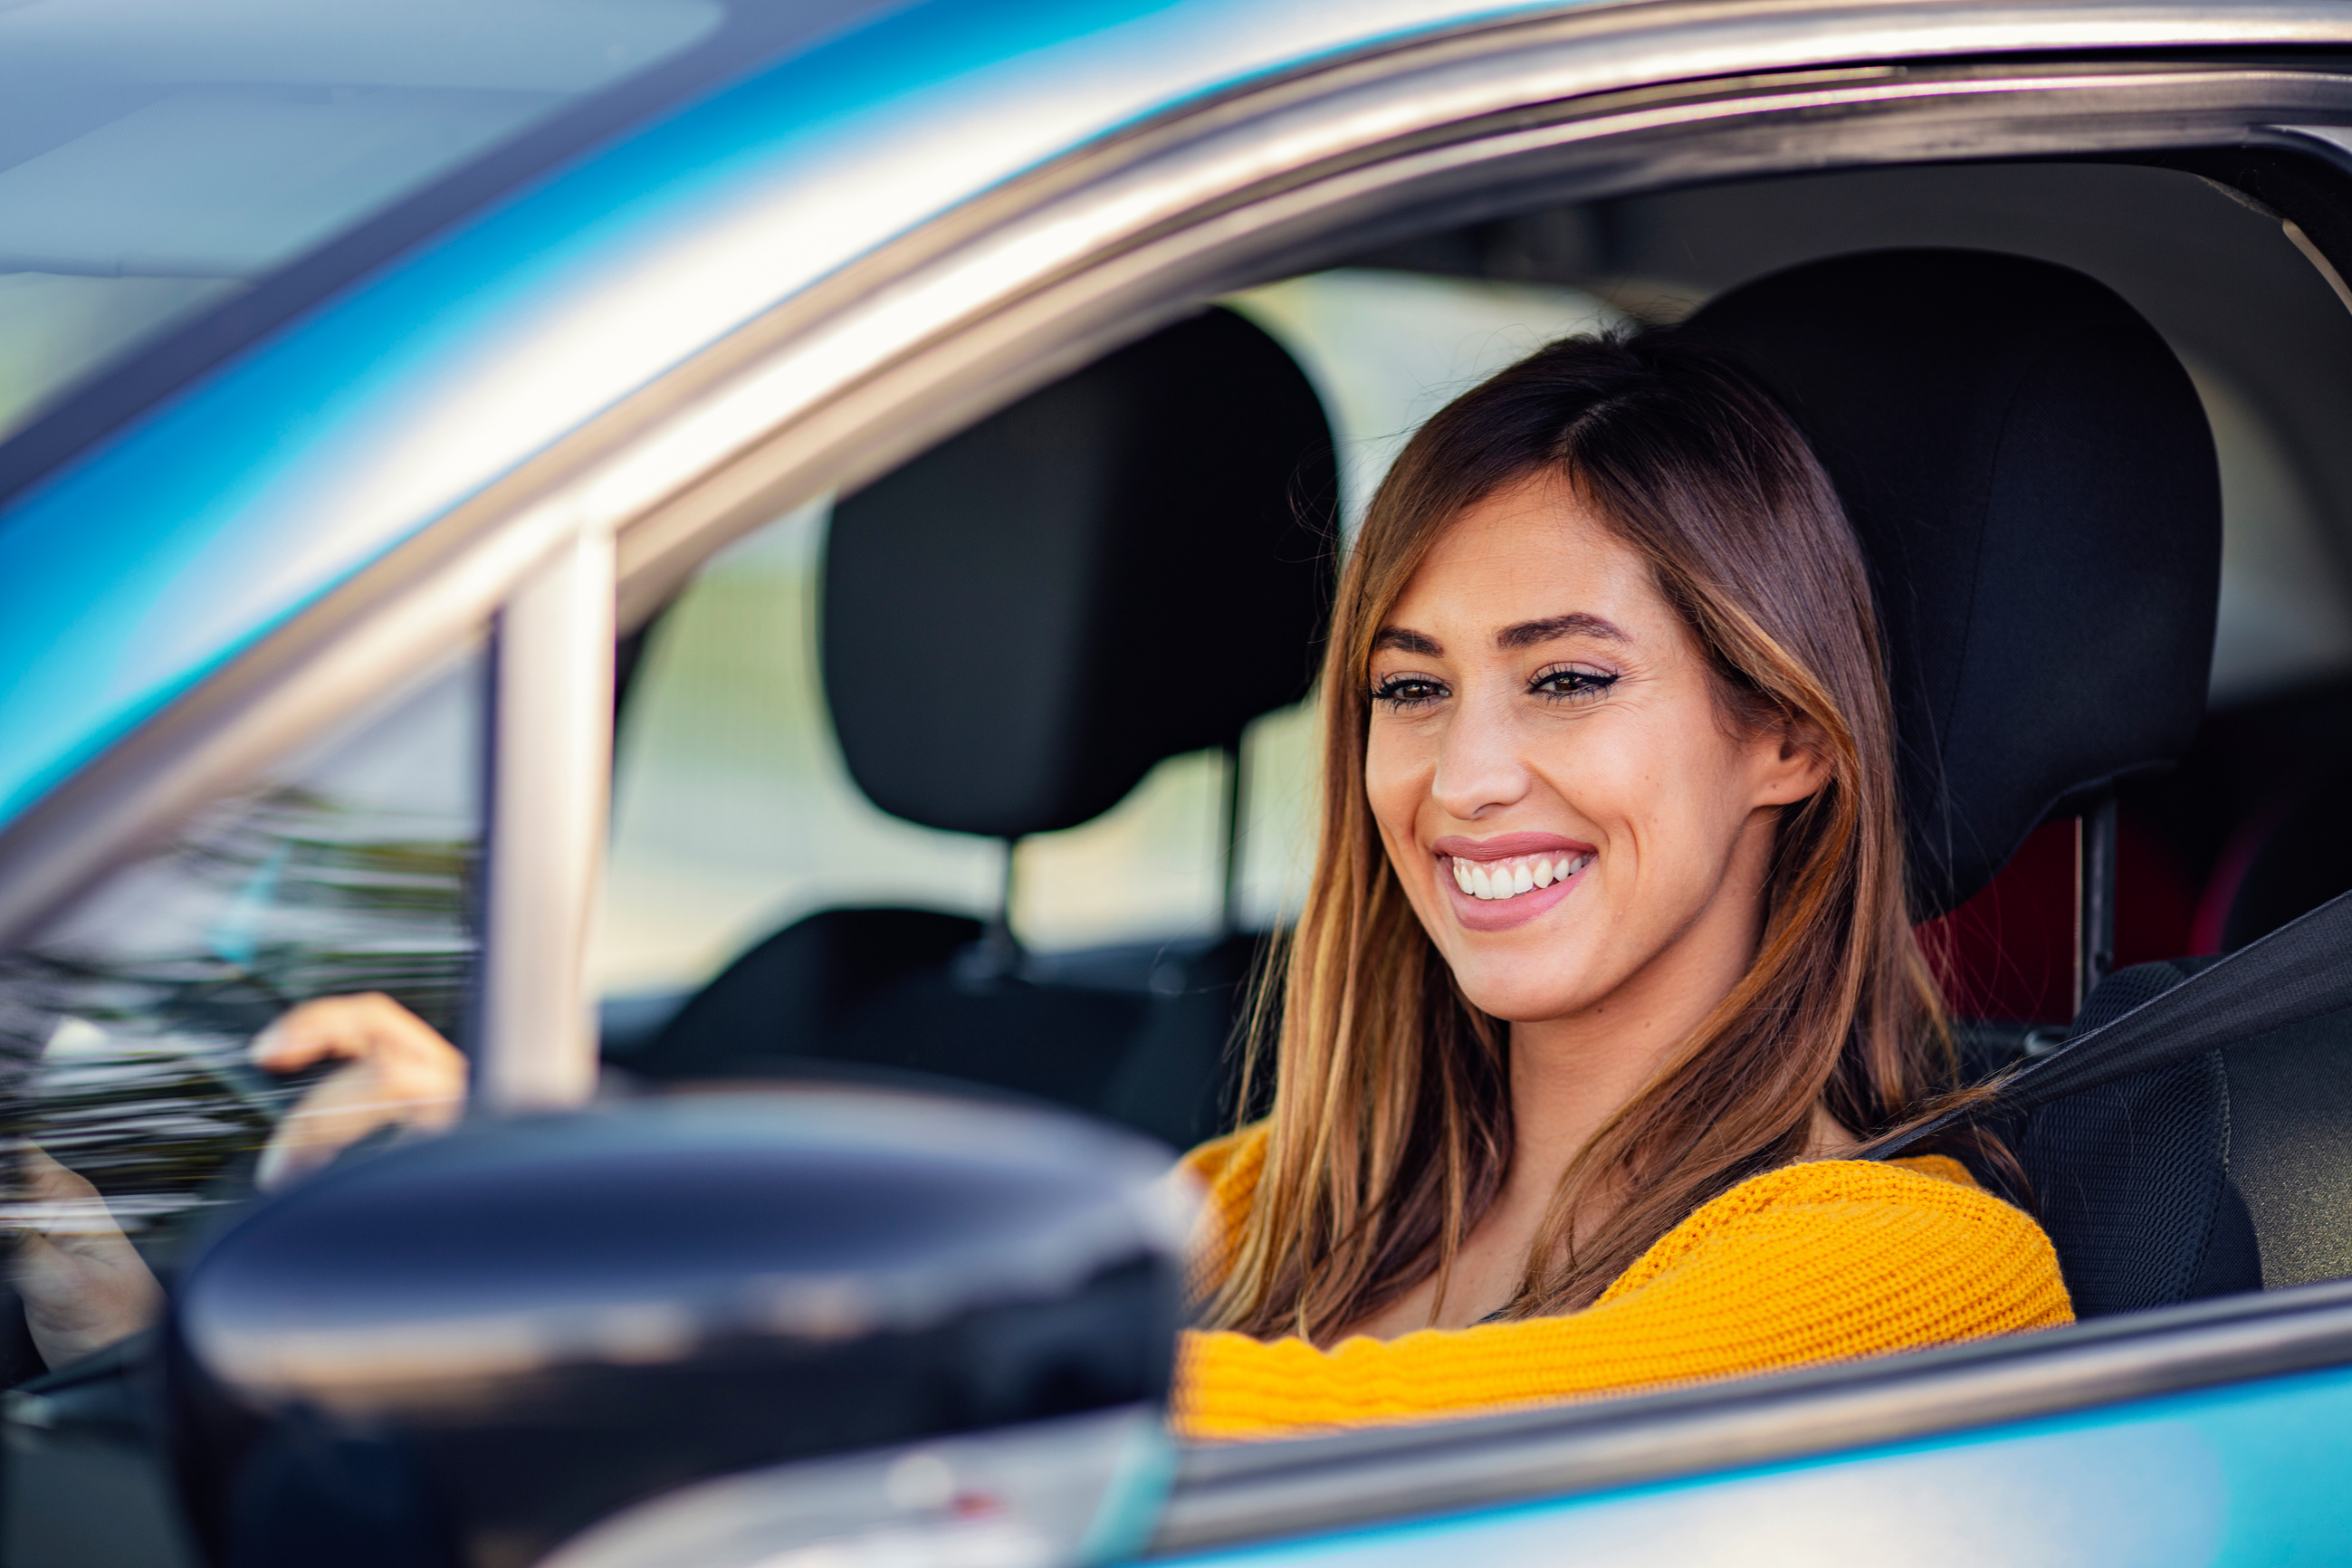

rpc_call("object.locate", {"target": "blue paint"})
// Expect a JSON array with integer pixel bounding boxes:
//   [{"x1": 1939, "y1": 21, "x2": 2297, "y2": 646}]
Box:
[
  {"x1": 0, "y1": 0, "x2": 1576, "y2": 833},
  {"x1": 5, "y1": 4, "x2": 2347, "y2": 1543},
  {"x1": 1151, "y1": 1364, "x2": 2352, "y2": 1567}
]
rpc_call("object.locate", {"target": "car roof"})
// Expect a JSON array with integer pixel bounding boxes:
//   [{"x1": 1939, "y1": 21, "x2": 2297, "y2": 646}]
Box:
[{"x1": 0, "y1": 0, "x2": 1578, "y2": 834}]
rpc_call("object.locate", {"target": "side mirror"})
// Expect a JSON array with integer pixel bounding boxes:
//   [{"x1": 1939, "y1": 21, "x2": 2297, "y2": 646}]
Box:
[{"x1": 163, "y1": 1089, "x2": 1189, "y2": 1568}]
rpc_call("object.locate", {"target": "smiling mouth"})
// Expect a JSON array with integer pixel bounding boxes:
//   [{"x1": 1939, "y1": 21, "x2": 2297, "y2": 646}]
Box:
[{"x1": 1444, "y1": 851, "x2": 1593, "y2": 902}]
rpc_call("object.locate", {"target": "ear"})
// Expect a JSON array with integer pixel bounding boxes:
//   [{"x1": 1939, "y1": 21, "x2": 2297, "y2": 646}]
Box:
[{"x1": 1747, "y1": 715, "x2": 1833, "y2": 808}]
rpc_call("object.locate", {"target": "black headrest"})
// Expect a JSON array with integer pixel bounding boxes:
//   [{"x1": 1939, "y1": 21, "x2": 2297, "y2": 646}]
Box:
[
  {"x1": 1685, "y1": 250, "x2": 2221, "y2": 916},
  {"x1": 824, "y1": 308, "x2": 1335, "y2": 838}
]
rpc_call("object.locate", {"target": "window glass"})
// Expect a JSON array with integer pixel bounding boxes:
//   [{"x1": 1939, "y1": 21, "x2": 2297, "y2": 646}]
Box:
[
  {"x1": 0, "y1": 0, "x2": 726, "y2": 442},
  {"x1": 0, "y1": 648, "x2": 483, "y2": 1370},
  {"x1": 593, "y1": 271, "x2": 1622, "y2": 1016}
]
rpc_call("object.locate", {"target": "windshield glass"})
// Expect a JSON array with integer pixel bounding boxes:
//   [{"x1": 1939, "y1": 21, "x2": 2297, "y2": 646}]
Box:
[{"x1": 0, "y1": 0, "x2": 726, "y2": 444}]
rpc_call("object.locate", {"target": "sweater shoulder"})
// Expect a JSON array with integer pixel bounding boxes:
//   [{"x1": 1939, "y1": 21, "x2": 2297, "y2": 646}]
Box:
[{"x1": 1597, "y1": 1154, "x2": 2058, "y2": 1307}]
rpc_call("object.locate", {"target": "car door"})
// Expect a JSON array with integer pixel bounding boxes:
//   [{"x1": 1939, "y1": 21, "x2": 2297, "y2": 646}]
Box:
[{"x1": 14, "y1": 3, "x2": 2352, "y2": 1563}]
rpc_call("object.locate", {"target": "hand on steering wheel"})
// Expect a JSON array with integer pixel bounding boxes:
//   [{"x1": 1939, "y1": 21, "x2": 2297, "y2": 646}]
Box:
[{"x1": 252, "y1": 992, "x2": 468, "y2": 1190}]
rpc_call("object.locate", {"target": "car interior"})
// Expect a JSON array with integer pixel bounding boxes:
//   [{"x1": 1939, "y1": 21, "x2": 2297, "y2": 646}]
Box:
[
  {"x1": 617, "y1": 308, "x2": 1335, "y2": 1150},
  {"x1": 597, "y1": 157, "x2": 2352, "y2": 1324}
]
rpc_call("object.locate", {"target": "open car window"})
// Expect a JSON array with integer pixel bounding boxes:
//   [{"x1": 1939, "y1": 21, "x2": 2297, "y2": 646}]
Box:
[{"x1": 596, "y1": 158, "x2": 2352, "y2": 1435}]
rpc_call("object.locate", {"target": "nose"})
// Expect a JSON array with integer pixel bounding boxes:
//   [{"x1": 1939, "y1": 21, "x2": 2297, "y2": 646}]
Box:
[{"x1": 1429, "y1": 686, "x2": 1533, "y2": 821}]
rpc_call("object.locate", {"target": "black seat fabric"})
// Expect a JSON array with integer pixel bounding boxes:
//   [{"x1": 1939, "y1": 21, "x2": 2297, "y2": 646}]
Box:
[
  {"x1": 2020, "y1": 958, "x2": 2352, "y2": 1315},
  {"x1": 1687, "y1": 251, "x2": 2255, "y2": 1310},
  {"x1": 634, "y1": 309, "x2": 1334, "y2": 1147},
  {"x1": 639, "y1": 909, "x2": 986, "y2": 1080},
  {"x1": 2014, "y1": 958, "x2": 2256, "y2": 1316},
  {"x1": 1686, "y1": 250, "x2": 2222, "y2": 917},
  {"x1": 824, "y1": 306, "x2": 1334, "y2": 837}
]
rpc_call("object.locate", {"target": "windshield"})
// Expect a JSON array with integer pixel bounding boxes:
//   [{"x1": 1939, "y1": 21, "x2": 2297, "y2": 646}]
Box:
[{"x1": 0, "y1": 0, "x2": 736, "y2": 446}]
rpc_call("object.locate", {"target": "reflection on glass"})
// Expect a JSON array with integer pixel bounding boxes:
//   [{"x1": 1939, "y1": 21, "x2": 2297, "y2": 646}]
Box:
[
  {"x1": 0, "y1": 652, "x2": 482, "y2": 1261},
  {"x1": 0, "y1": 0, "x2": 724, "y2": 440}
]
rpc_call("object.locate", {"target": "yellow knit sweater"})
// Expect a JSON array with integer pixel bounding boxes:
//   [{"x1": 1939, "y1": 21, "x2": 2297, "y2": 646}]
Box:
[{"x1": 1173, "y1": 1124, "x2": 2071, "y2": 1440}]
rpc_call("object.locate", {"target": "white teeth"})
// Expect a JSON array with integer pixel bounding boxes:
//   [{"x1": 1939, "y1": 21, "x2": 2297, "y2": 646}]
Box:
[{"x1": 1448, "y1": 852, "x2": 1590, "y2": 902}]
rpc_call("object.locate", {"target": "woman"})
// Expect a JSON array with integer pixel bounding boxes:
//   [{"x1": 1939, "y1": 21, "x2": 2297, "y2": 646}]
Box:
[
  {"x1": 1174, "y1": 330, "x2": 2068, "y2": 1437},
  {"x1": 15, "y1": 330, "x2": 2069, "y2": 1429}
]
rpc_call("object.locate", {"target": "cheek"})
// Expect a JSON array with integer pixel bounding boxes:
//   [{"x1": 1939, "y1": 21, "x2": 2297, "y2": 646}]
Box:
[
  {"x1": 1362, "y1": 722, "x2": 1430, "y2": 838},
  {"x1": 1531, "y1": 711, "x2": 1749, "y2": 865},
  {"x1": 1621, "y1": 720, "x2": 1764, "y2": 876},
  {"x1": 1521, "y1": 718, "x2": 1651, "y2": 837}
]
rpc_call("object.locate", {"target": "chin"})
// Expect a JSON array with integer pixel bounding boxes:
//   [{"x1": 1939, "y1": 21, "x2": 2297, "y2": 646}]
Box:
[{"x1": 1445, "y1": 956, "x2": 1595, "y2": 1025}]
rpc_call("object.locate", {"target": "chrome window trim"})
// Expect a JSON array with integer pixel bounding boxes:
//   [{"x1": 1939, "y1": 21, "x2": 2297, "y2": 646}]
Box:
[
  {"x1": 1147, "y1": 1276, "x2": 2352, "y2": 1552},
  {"x1": 479, "y1": 527, "x2": 616, "y2": 1111}
]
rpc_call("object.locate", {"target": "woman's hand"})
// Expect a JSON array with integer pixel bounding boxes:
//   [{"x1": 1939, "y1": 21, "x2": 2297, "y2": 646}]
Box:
[
  {"x1": 253, "y1": 993, "x2": 467, "y2": 1191},
  {"x1": 10, "y1": 1146, "x2": 164, "y2": 1369},
  {"x1": 4, "y1": 995, "x2": 464, "y2": 1372}
]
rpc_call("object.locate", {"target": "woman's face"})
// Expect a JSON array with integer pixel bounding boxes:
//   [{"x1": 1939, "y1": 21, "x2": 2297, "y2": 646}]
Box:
[{"x1": 1364, "y1": 471, "x2": 1828, "y2": 1027}]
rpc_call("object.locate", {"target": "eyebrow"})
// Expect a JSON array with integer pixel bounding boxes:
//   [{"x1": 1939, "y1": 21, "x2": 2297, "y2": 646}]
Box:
[
  {"x1": 1372, "y1": 612, "x2": 1631, "y2": 657},
  {"x1": 1496, "y1": 612, "x2": 1630, "y2": 650},
  {"x1": 1372, "y1": 626, "x2": 1442, "y2": 655}
]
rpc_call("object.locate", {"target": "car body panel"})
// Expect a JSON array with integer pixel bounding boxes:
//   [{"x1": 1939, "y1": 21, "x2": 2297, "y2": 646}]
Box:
[
  {"x1": 7, "y1": 1, "x2": 2352, "y2": 1560},
  {"x1": 1153, "y1": 1362, "x2": 2352, "y2": 1566},
  {"x1": 0, "y1": 0, "x2": 1579, "y2": 833}
]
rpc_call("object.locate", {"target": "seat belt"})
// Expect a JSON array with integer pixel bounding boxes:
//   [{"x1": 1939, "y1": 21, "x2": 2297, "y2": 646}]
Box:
[{"x1": 1873, "y1": 884, "x2": 2352, "y2": 1160}]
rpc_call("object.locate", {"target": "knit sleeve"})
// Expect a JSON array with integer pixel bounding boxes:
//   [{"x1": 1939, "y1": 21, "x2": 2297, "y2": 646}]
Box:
[
  {"x1": 1173, "y1": 1158, "x2": 2071, "y2": 1440},
  {"x1": 1176, "y1": 1123, "x2": 1270, "y2": 1304}
]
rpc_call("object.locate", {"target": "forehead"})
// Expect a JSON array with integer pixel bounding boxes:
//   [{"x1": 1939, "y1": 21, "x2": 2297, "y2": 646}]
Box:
[{"x1": 1382, "y1": 473, "x2": 1665, "y2": 640}]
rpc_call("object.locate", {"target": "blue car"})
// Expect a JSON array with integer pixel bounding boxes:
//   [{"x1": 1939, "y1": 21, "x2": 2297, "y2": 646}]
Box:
[{"x1": 6, "y1": 1, "x2": 2352, "y2": 1563}]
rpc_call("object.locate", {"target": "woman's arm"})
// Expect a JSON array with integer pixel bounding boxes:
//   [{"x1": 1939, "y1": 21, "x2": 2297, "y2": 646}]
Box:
[{"x1": 1175, "y1": 1161, "x2": 2071, "y2": 1440}]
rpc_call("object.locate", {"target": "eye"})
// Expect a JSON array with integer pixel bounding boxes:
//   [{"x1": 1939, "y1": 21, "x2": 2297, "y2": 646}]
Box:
[
  {"x1": 1371, "y1": 672, "x2": 1448, "y2": 710},
  {"x1": 1529, "y1": 664, "x2": 1620, "y2": 704}
]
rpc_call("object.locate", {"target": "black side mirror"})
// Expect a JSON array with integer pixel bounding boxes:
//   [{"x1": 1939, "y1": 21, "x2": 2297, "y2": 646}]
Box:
[{"x1": 162, "y1": 1089, "x2": 1187, "y2": 1568}]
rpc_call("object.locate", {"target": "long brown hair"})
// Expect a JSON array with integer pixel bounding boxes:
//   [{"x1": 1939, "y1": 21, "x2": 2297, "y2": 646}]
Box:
[{"x1": 1207, "y1": 330, "x2": 1958, "y2": 1343}]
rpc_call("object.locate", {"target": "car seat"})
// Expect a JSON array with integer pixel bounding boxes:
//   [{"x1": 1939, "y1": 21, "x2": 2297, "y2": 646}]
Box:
[
  {"x1": 627, "y1": 307, "x2": 1336, "y2": 1148},
  {"x1": 1690, "y1": 249, "x2": 2254, "y2": 1315}
]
